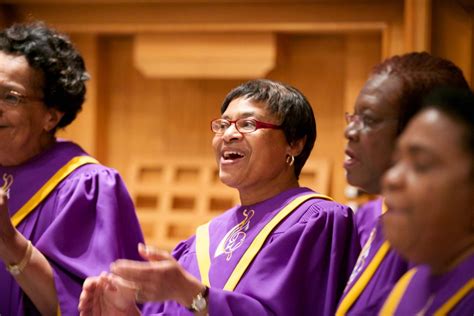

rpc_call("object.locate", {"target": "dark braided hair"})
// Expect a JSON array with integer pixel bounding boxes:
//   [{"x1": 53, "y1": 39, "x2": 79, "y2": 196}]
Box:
[{"x1": 371, "y1": 52, "x2": 470, "y2": 135}]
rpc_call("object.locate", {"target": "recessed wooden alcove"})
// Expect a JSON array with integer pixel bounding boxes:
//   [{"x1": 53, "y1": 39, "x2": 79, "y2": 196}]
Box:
[
  {"x1": 134, "y1": 33, "x2": 276, "y2": 79},
  {"x1": 129, "y1": 157, "x2": 331, "y2": 250}
]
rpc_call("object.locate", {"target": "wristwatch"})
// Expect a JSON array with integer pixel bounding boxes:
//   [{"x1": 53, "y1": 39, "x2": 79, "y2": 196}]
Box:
[
  {"x1": 187, "y1": 286, "x2": 209, "y2": 313},
  {"x1": 6, "y1": 240, "x2": 33, "y2": 276}
]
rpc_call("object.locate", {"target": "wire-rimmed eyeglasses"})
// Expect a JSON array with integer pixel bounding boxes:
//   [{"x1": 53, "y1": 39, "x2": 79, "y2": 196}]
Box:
[
  {"x1": 345, "y1": 112, "x2": 397, "y2": 131},
  {"x1": 210, "y1": 118, "x2": 282, "y2": 134},
  {"x1": 0, "y1": 87, "x2": 43, "y2": 108}
]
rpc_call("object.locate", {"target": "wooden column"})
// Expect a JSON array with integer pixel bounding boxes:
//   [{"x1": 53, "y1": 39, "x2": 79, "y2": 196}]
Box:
[
  {"x1": 404, "y1": 0, "x2": 432, "y2": 52},
  {"x1": 432, "y1": 0, "x2": 473, "y2": 86}
]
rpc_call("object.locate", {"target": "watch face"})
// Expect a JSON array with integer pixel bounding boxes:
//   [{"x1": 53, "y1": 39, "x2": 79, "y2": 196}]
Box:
[
  {"x1": 9, "y1": 266, "x2": 21, "y2": 275},
  {"x1": 189, "y1": 287, "x2": 209, "y2": 312},
  {"x1": 194, "y1": 296, "x2": 207, "y2": 311}
]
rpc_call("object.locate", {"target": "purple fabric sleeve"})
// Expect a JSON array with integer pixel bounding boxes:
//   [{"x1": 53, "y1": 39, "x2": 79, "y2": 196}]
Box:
[{"x1": 38, "y1": 165, "x2": 144, "y2": 315}]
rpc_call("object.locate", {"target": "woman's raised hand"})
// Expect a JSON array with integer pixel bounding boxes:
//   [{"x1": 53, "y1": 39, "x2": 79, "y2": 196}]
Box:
[
  {"x1": 0, "y1": 189, "x2": 16, "y2": 252},
  {"x1": 79, "y1": 243, "x2": 205, "y2": 315}
]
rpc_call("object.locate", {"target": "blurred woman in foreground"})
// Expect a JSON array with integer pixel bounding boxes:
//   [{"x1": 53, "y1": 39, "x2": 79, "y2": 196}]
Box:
[{"x1": 381, "y1": 87, "x2": 474, "y2": 315}]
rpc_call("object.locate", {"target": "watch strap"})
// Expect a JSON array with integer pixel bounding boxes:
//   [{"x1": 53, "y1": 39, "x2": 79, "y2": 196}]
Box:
[{"x1": 6, "y1": 240, "x2": 33, "y2": 276}]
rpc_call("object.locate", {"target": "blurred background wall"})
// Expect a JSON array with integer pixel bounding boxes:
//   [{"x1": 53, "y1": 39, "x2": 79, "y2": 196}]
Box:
[{"x1": 1, "y1": 0, "x2": 472, "y2": 248}]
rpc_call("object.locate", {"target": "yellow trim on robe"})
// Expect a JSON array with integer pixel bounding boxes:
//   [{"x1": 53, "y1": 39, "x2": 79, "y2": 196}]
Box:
[
  {"x1": 196, "y1": 222, "x2": 211, "y2": 287},
  {"x1": 336, "y1": 241, "x2": 391, "y2": 315},
  {"x1": 379, "y1": 268, "x2": 417, "y2": 315},
  {"x1": 381, "y1": 199, "x2": 388, "y2": 215},
  {"x1": 434, "y1": 279, "x2": 474, "y2": 316},
  {"x1": 336, "y1": 198, "x2": 390, "y2": 316},
  {"x1": 195, "y1": 193, "x2": 333, "y2": 291},
  {"x1": 11, "y1": 156, "x2": 98, "y2": 227},
  {"x1": 380, "y1": 271, "x2": 473, "y2": 315}
]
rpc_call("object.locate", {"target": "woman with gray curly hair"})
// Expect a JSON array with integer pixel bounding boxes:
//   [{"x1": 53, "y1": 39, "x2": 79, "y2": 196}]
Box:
[{"x1": 0, "y1": 22, "x2": 144, "y2": 315}]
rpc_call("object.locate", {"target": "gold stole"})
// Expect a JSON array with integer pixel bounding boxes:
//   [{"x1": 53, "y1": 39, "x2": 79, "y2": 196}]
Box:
[
  {"x1": 8, "y1": 155, "x2": 98, "y2": 316},
  {"x1": 11, "y1": 156, "x2": 99, "y2": 227},
  {"x1": 336, "y1": 199, "x2": 389, "y2": 316},
  {"x1": 380, "y1": 269, "x2": 474, "y2": 315},
  {"x1": 195, "y1": 193, "x2": 333, "y2": 291}
]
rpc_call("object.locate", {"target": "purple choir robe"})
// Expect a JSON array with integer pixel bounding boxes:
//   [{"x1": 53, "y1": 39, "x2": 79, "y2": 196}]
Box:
[
  {"x1": 354, "y1": 198, "x2": 381, "y2": 247},
  {"x1": 0, "y1": 140, "x2": 144, "y2": 316},
  {"x1": 337, "y1": 199, "x2": 409, "y2": 315},
  {"x1": 142, "y1": 187, "x2": 361, "y2": 316},
  {"x1": 381, "y1": 254, "x2": 474, "y2": 315}
]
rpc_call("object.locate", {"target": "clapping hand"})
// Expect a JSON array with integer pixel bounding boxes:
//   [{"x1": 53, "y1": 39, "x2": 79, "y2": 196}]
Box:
[
  {"x1": 110, "y1": 243, "x2": 204, "y2": 307},
  {"x1": 78, "y1": 272, "x2": 140, "y2": 316},
  {"x1": 79, "y1": 243, "x2": 205, "y2": 315}
]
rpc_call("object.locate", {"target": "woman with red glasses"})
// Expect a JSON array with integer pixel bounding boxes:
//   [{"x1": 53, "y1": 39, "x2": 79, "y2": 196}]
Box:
[{"x1": 79, "y1": 79, "x2": 360, "y2": 316}]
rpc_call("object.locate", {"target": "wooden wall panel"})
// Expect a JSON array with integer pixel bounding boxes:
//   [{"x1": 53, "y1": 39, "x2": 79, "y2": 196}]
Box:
[
  {"x1": 432, "y1": 0, "x2": 473, "y2": 85},
  {"x1": 404, "y1": 0, "x2": 431, "y2": 52},
  {"x1": 134, "y1": 33, "x2": 276, "y2": 79},
  {"x1": 343, "y1": 34, "x2": 383, "y2": 115},
  {"x1": 269, "y1": 35, "x2": 346, "y2": 202},
  {"x1": 383, "y1": 17, "x2": 405, "y2": 58}
]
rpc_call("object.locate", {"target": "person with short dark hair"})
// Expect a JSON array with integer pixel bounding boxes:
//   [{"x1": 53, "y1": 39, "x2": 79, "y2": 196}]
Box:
[
  {"x1": 336, "y1": 52, "x2": 471, "y2": 315},
  {"x1": 79, "y1": 79, "x2": 361, "y2": 316},
  {"x1": 0, "y1": 22, "x2": 144, "y2": 315},
  {"x1": 381, "y1": 87, "x2": 474, "y2": 314}
]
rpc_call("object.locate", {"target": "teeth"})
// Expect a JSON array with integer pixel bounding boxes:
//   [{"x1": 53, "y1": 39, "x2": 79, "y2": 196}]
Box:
[{"x1": 223, "y1": 151, "x2": 244, "y2": 159}]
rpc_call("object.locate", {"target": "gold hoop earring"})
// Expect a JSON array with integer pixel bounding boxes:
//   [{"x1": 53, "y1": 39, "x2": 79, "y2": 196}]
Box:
[{"x1": 286, "y1": 155, "x2": 295, "y2": 166}]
